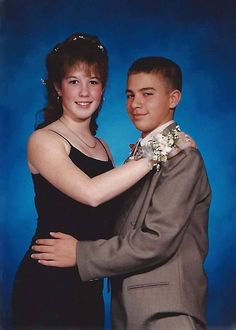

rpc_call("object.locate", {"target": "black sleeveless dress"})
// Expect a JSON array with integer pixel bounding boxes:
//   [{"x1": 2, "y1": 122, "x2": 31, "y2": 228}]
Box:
[{"x1": 11, "y1": 137, "x2": 119, "y2": 329}]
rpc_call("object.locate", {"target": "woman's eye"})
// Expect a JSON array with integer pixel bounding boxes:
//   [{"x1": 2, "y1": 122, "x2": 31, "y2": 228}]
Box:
[
  {"x1": 69, "y1": 80, "x2": 79, "y2": 85},
  {"x1": 90, "y1": 80, "x2": 99, "y2": 85}
]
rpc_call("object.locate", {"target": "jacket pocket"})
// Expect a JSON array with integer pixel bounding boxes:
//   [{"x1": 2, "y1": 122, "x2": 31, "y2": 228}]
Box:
[{"x1": 127, "y1": 282, "x2": 169, "y2": 290}]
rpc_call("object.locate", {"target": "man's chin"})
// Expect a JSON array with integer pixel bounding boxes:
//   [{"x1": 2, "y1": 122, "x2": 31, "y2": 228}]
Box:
[
  {"x1": 132, "y1": 123, "x2": 152, "y2": 136},
  {"x1": 132, "y1": 121, "x2": 145, "y2": 131}
]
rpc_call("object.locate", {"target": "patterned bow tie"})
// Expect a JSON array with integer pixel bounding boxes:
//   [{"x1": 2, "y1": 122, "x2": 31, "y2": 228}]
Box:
[{"x1": 129, "y1": 139, "x2": 143, "y2": 160}]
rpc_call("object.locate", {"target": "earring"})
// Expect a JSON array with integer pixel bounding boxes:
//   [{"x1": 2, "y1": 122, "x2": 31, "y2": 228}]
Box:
[{"x1": 57, "y1": 95, "x2": 61, "y2": 103}]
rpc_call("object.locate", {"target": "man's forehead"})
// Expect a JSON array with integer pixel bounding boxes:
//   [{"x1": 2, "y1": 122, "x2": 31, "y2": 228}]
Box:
[
  {"x1": 126, "y1": 72, "x2": 162, "y2": 91},
  {"x1": 126, "y1": 86, "x2": 156, "y2": 93}
]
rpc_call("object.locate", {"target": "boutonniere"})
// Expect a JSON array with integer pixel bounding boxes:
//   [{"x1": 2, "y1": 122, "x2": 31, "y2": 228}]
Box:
[{"x1": 129, "y1": 126, "x2": 181, "y2": 171}]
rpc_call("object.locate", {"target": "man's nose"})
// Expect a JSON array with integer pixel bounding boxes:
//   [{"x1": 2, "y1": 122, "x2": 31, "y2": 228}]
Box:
[{"x1": 130, "y1": 95, "x2": 142, "y2": 109}]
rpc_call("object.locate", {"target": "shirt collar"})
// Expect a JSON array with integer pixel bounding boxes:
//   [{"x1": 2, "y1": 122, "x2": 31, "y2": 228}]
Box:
[{"x1": 140, "y1": 120, "x2": 175, "y2": 146}]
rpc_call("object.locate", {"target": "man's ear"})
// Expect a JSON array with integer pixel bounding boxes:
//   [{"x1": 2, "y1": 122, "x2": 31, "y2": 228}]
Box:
[{"x1": 169, "y1": 90, "x2": 181, "y2": 109}]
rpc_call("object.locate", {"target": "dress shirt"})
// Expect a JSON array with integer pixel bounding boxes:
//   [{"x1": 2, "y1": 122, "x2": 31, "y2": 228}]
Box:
[{"x1": 140, "y1": 120, "x2": 174, "y2": 147}]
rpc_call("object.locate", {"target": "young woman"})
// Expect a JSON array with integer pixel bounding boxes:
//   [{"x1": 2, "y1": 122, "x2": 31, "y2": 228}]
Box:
[{"x1": 11, "y1": 33, "x2": 154, "y2": 329}]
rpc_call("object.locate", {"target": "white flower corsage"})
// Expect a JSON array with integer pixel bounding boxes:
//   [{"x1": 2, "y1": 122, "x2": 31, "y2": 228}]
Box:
[{"x1": 129, "y1": 125, "x2": 181, "y2": 171}]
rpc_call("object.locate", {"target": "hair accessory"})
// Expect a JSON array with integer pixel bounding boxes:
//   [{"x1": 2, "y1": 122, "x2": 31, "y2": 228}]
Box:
[
  {"x1": 72, "y1": 36, "x2": 82, "y2": 40},
  {"x1": 52, "y1": 34, "x2": 105, "y2": 53}
]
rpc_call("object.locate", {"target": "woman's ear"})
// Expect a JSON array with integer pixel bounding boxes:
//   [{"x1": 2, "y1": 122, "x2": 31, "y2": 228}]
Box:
[
  {"x1": 169, "y1": 90, "x2": 181, "y2": 109},
  {"x1": 53, "y1": 82, "x2": 61, "y2": 96}
]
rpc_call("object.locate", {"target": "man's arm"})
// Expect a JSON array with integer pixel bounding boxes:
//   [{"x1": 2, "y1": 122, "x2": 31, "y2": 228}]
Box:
[
  {"x1": 32, "y1": 148, "x2": 210, "y2": 280},
  {"x1": 76, "y1": 148, "x2": 210, "y2": 281}
]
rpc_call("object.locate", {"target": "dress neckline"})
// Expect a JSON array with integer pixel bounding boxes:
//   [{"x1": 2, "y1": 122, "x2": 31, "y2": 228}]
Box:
[
  {"x1": 31, "y1": 144, "x2": 111, "y2": 176},
  {"x1": 69, "y1": 143, "x2": 110, "y2": 163}
]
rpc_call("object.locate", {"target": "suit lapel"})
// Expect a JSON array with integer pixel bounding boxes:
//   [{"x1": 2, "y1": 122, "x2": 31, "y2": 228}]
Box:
[
  {"x1": 115, "y1": 169, "x2": 162, "y2": 234},
  {"x1": 115, "y1": 171, "x2": 153, "y2": 234},
  {"x1": 127, "y1": 170, "x2": 162, "y2": 229},
  {"x1": 116, "y1": 122, "x2": 179, "y2": 233}
]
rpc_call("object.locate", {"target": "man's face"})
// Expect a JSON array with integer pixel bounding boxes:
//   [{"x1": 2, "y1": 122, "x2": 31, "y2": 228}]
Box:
[{"x1": 126, "y1": 72, "x2": 179, "y2": 137}]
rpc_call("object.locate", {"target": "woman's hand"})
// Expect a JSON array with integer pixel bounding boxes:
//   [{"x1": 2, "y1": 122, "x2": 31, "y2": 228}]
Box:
[
  {"x1": 168, "y1": 131, "x2": 197, "y2": 158},
  {"x1": 177, "y1": 131, "x2": 197, "y2": 149}
]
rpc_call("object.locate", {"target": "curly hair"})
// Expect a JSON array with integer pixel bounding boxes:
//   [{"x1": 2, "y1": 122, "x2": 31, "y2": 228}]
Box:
[{"x1": 36, "y1": 33, "x2": 108, "y2": 135}]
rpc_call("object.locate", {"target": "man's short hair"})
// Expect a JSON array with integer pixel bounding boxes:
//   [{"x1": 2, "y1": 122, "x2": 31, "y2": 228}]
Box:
[{"x1": 128, "y1": 56, "x2": 182, "y2": 92}]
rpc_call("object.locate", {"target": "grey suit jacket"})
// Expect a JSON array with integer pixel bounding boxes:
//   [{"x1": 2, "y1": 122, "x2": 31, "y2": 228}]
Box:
[{"x1": 77, "y1": 123, "x2": 211, "y2": 329}]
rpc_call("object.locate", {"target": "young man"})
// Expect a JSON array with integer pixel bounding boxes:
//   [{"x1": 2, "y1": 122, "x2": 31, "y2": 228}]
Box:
[{"x1": 32, "y1": 57, "x2": 211, "y2": 329}]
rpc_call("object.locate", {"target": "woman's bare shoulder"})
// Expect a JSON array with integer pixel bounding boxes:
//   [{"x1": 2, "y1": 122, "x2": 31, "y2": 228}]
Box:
[{"x1": 28, "y1": 128, "x2": 69, "y2": 157}]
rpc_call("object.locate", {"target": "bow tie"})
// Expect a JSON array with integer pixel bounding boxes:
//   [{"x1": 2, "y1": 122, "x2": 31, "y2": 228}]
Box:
[{"x1": 129, "y1": 139, "x2": 143, "y2": 160}]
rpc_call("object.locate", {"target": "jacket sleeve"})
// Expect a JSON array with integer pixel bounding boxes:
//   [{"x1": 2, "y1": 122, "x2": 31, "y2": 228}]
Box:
[{"x1": 77, "y1": 148, "x2": 210, "y2": 281}]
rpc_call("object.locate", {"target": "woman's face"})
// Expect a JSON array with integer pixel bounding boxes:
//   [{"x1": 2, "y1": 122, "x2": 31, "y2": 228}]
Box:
[{"x1": 56, "y1": 63, "x2": 103, "y2": 122}]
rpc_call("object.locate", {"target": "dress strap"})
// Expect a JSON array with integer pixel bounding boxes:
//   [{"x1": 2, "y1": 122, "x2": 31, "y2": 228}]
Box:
[
  {"x1": 48, "y1": 129, "x2": 72, "y2": 146},
  {"x1": 48, "y1": 131, "x2": 111, "y2": 161},
  {"x1": 96, "y1": 138, "x2": 111, "y2": 160}
]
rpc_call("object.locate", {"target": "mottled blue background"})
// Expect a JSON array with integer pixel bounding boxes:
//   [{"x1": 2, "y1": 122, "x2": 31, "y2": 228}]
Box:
[{"x1": 1, "y1": 0, "x2": 236, "y2": 329}]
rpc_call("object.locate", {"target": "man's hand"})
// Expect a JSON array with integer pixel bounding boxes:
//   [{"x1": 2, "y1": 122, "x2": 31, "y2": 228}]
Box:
[{"x1": 31, "y1": 232, "x2": 78, "y2": 267}]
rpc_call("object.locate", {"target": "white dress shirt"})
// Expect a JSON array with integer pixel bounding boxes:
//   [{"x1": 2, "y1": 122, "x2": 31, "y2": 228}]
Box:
[{"x1": 140, "y1": 120, "x2": 174, "y2": 147}]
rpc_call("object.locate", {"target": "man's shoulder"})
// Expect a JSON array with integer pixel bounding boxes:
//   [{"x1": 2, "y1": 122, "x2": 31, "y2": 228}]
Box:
[
  {"x1": 170, "y1": 146, "x2": 203, "y2": 160},
  {"x1": 163, "y1": 147, "x2": 205, "y2": 173}
]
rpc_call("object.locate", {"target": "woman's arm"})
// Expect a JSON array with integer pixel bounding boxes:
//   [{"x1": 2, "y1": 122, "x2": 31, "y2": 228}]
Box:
[{"x1": 28, "y1": 130, "x2": 152, "y2": 207}]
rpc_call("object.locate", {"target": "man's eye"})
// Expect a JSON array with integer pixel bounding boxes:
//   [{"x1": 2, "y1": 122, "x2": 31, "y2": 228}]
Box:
[
  {"x1": 143, "y1": 92, "x2": 153, "y2": 96},
  {"x1": 126, "y1": 94, "x2": 134, "y2": 99}
]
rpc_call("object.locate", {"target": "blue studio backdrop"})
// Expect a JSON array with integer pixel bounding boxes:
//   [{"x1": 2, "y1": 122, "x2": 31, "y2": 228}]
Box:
[{"x1": 1, "y1": 0, "x2": 236, "y2": 329}]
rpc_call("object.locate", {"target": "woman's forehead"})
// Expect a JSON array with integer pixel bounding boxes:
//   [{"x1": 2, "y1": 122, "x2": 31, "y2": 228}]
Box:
[{"x1": 65, "y1": 61, "x2": 100, "y2": 77}]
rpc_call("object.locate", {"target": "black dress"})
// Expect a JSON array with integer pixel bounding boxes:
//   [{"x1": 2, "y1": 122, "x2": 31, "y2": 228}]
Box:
[{"x1": 12, "y1": 136, "x2": 119, "y2": 329}]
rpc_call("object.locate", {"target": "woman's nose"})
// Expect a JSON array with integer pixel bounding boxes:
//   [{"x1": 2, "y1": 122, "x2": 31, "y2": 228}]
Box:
[{"x1": 79, "y1": 84, "x2": 89, "y2": 97}]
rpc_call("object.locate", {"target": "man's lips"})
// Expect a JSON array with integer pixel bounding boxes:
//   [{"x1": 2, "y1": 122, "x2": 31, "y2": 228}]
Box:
[{"x1": 131, "y1": 113, "x2": 147, "y2": 119}]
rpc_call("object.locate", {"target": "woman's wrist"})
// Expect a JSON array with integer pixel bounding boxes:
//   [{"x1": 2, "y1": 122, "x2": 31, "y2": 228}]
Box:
[{"x1": 136, "y1": 157, "x2": 155, "y2": 171}]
